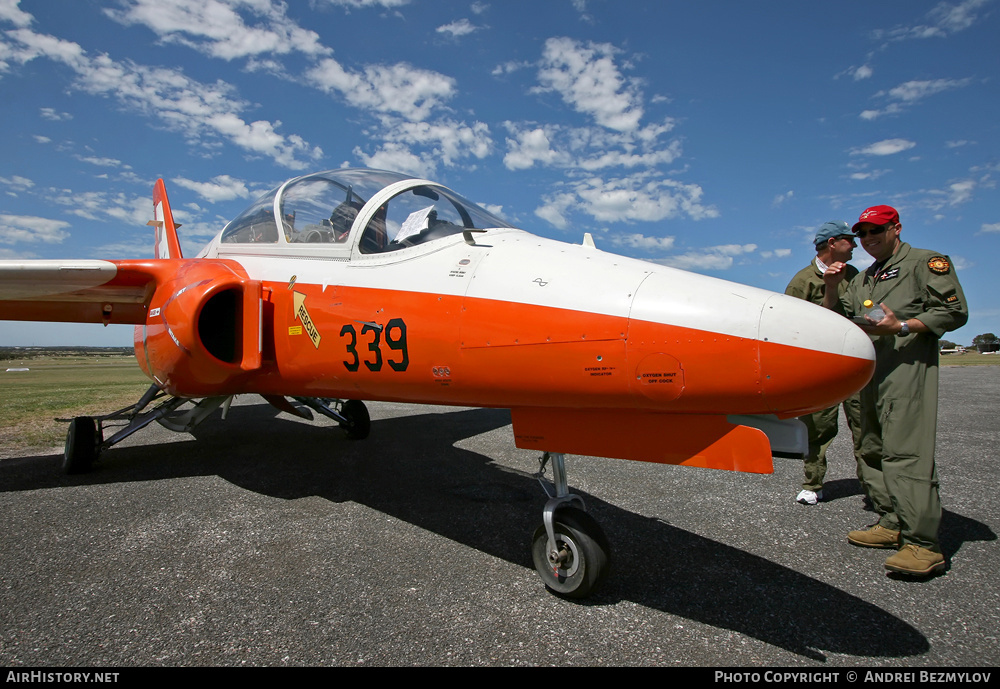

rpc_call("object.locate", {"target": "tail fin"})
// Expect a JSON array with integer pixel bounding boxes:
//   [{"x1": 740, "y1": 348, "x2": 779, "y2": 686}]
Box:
[{"x1": 148, "y1": 178, "x2": 183, "y2": 259}]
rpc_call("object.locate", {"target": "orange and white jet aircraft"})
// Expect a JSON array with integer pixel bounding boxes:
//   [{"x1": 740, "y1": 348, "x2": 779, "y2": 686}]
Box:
[{"x1": 0, "y1": 169, "x2": 874, "y2": 597}]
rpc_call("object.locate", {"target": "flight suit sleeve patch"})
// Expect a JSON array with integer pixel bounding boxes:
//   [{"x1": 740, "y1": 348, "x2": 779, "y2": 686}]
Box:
[
  {"x1": 946, "y1": 294, "x2": 959, "y2": 303},
  {"x1": 928, "y1": 256, "x2": 950, "y2": 274}
]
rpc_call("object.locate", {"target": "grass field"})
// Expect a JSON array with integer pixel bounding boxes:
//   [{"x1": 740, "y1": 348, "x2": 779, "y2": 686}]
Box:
[
  {"x1": 938, "y1": 352, "x2": 1000, "y2": 366},
  {"x1": 0, "y1": 355, "x2": 151, "y2": 455}
]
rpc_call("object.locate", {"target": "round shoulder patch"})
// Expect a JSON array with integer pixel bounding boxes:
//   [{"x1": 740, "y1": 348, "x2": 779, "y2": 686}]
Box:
[{"x1": 927, "y1": 256, "x2": 950, "y2": 275}]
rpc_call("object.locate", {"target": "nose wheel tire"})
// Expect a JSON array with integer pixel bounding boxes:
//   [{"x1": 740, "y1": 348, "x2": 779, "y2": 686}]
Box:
[
  {"x1": 339, "y1": 399, "x2": 371, "y2": 440},
  {"x1": 531, "y1": 507, "x2": 610, "y2": 599},
  {"x1": 63, "y1": 416, "x2": 99, "y2": 474}
]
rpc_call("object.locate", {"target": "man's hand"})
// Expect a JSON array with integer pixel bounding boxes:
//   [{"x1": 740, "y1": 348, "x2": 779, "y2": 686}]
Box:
[
  {"x1": 858, "y1": 302, "x2": 898, "y2": 335},
  {"x1": 858, "y1": 303, "x2": 925, "y2": 337},
  {"x1": 822, "y1": 262, "x2": 850, "y2": 309}
]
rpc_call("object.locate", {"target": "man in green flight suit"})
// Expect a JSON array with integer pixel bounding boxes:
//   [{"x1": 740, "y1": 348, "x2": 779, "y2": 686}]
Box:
[
  {"x1": 822, "y1": 205, "x2": 967, "y2": 577},
  {"x1": 785, "y1": 221, "x2": 865, "y2": 506}
]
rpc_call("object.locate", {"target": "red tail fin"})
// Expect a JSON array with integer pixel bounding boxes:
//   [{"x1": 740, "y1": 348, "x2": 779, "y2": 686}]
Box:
[{"x1": 148, "y1": 179, "x2": 183, "y2": 259}]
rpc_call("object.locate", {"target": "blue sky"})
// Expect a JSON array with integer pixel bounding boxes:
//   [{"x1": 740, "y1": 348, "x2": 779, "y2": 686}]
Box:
[{"x1": 1, "y1": 0, "x2": 997, "y2": 346}]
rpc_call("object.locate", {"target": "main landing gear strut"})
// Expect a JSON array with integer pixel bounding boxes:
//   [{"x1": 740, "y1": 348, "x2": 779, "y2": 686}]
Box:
[
  {"x1": 61, "y1": 384, "x2": 371, "y2": 474},
  {"x1": 531, "y1": 451, "x2": 611, "y2": 599}
]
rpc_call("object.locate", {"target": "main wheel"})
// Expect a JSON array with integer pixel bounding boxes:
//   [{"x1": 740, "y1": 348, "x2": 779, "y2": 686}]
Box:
[
  {"x1": 63, "y1": 416, "x2": 99, "y2": 474},
  {"x1": 531, "y1": 507, "x2": 610, "y2": 599},
  {"x1": 339, "y1": 399, "x2": 370, "y2": 440}
]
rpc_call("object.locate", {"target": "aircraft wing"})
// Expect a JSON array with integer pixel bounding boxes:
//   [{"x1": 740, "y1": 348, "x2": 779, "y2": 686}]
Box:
[{"x1": 0, "y1": 259, "x2": 158, "y2": 325}]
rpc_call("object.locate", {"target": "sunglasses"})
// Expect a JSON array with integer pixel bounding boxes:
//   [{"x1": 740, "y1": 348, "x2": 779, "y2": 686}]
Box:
[{"x1": 854, "y1": 224, "x2": 893, "y2": 239}]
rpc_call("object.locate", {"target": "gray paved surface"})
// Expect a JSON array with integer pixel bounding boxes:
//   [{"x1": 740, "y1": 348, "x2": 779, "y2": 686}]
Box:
[{"x1": 1, "y1": 365, "x2": 997, "y2": 666}]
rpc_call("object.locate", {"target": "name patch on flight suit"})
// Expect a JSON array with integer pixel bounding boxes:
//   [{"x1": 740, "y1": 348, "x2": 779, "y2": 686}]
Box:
[
  {"x1": 928, "y1": 256, "x2": 951, "y2": 274},
  {"x1": 878, "y1": 267, "x2": 899, "y2": 281}
]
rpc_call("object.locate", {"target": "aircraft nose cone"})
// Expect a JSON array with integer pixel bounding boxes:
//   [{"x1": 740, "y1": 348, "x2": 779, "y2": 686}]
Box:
[{"x1": 757, "y1": 293, "x2": 875, "y2": 415}]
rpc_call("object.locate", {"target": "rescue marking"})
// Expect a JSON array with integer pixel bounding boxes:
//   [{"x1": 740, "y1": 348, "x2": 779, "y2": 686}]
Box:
[{"x1": 293, "y1": 291, "x2": 321, "y2": 349}]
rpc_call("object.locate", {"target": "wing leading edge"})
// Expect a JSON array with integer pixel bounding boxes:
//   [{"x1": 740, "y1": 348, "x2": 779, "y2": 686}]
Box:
[{"x1": 0, "y1": 259, "x2": 159, "y2": 325}]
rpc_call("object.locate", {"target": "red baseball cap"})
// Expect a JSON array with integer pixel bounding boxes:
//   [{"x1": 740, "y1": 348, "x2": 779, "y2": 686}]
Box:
[{"x1": 853, "y1": 205, "x2": 899, "y2": 232}]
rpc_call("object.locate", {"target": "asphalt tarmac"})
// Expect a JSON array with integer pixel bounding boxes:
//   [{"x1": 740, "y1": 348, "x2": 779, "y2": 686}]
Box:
[{"x1": 1, "y1": 365, "x2": 997, "y2": 667}]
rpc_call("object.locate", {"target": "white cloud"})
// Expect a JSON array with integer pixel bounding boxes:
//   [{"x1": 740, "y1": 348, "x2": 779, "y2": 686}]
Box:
[
  {"x1": 352, "y1": 142, "x2": 433, "y2": 178},
  {"x1": 471, "y1": 2, "x2": 489, "y2": 15},
  {"x1": 0, "y1": 175, "x2": 34, "y2": 191},
  {"x1": 533, "y1": 192, "x2": 575, "y2": 230},
  {"x1": 772, "y1": 190, "x2": 794, "y2": 207},
  {"x1": 0, "y1": 214, "x2": 70, "y2": 244},
  {"x1": 916, "y1": 178, "x2": 978, "y2": 212},
  {"x1": 657, "y1": 244, "x2": 758, "y2": 272},
  {"x1": 848, "y1": 169, "x2": 890, "y2": 181},
  {"x1": 320, "y1": 0, "x2": 410, "y2": 7},
  {"x1": 76, "y1": 155, "x2": 127, "y2": 168},
  {"x1": 534, "y1": 173, "x2": 718, "y2": 229},
  {"x1": 881, "y1": 0, "x2": 992, "y2": 40},
  {"x1": 437, "y1": 19, "x2": 479, "y2": 38},
  {"x1": 4, "y1": 27, "x2": 86, "y2": 66},
  {"x1": 39, "y1": 107, "x2": 71, "y2": 121},
  {"x1": 4, "y1": 26, "x2": 323, "y2": 169},
  {"x1": 759, "y1": 248, "x2": 792, "y2": 260},
  {"x1": 609, "y1": 232, "x2": 676, "y2": 251},
  {"x1": 491, "y1": 60, "x2": 531, "y2": 77},
  {"x1": 535, "y1": 37, "x2": 643, "y2": 133},
  {"x1": 305, "y1": 58, "x2": 455, "y2": 122},
  {"x1": 504, "y1": 125, "x2": 566, "y2": 170},
  {"x1": 385, "y1": 118, "x2": 492, "y2": 164},
  {"x1": 172, "y1": 175, "x2": 251, "y2": 203},
  {"x1": 853, "y1": 65, "x2": 873, "y2": 80},
  {"x1": 979, "y1": 223, "x2": 1000, "y2": 234},
  {"x1": 502, "y1": 121, "x2": 679, "y2": 172},
  {"x1": 861, "y1": 78, "x2": 973, "y2": 119},
  {"x1": 883, "y1": 78, "x2": 973, "y2": 102},
  {"x1": 0, "y1": 0, "x2": 33, "y2": 28},
  {"x1": 105, "y1": 0, "x2": 331, "y2": 60},
  {"x1": 351, "y1": 115, "x2": 492, "y2": 175},
  {"x1": 45, "y1": 188, "x2": 157, "y2": 228},
  {"x1": 850, "y1": 139, "x2": 916, "y2": 156},
  {"x1": 87, "y1": 239, "x2": 155, "y2": 259},
  {"x1": 0, "y1": 247, "x2": 39, "y2": 259},
  {"x1": 946, "y1": 179, "x2": 975, "y2": 205}
]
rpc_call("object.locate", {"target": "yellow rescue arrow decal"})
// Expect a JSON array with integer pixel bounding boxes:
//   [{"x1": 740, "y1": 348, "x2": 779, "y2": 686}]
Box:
[{"x1": 293, "y1": 291, "x2": 321, "y2": 349}]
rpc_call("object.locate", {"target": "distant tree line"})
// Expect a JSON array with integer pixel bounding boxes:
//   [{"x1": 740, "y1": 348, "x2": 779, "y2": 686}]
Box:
[
  {"x1": 970, "y1": 333, "x2": 1000, "y2": 353},
  {"x1": 938, "y1": 334, "x2": 999, "y2": 352},
  {"x1": 0, "y1": 346, "x2": 134, "y2": 360}
]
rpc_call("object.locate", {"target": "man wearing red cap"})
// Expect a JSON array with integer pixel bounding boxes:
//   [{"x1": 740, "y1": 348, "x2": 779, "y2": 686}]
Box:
[{"x1": 822, "y1": 205, "x2": 967, "y2": 577}]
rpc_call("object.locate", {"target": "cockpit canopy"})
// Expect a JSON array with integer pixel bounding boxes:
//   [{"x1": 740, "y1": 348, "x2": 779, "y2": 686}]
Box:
[{"x1": 219, "y1": 169, "x2": 512, "y2": 255}]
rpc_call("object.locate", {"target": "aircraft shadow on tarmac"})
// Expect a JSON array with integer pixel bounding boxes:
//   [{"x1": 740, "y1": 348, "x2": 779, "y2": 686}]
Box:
[{"x1": 2, "y1": 403, "x2": 960, "y2": 662}]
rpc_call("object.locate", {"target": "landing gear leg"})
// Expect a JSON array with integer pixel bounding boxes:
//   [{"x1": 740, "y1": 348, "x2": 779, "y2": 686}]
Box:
[
  {"x1": 531, "y1": 452, "x2": 610, "y2": 599},
  {"x1": 293, "y1": 397, "x2": 370, "y2": 440},
  {"x1": 59, "y1": 385, "x2": 226, "y2": 475}
]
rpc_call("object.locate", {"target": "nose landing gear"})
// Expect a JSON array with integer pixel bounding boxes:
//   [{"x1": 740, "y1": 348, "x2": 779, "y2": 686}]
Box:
[{"x1": 531, "y1": 452, "x2": 610, "y2": 599}]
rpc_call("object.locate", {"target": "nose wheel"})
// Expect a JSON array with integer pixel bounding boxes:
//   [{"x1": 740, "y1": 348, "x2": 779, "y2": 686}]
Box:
[
  {"x1": 531, "y1": 452, "x2": 611, "y2": 598},
  {"x1": 531, "y1": 506, "x2": 610, "y2": 598}
]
